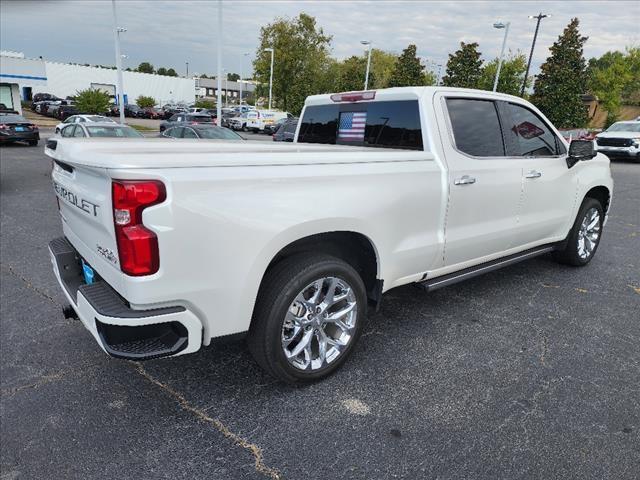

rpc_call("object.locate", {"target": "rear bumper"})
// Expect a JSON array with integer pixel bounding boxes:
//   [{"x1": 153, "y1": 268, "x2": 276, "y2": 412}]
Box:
[
  {"x1": 0, "y1": 131, "x2": 39, "y2": 142},
  {"x1": 49, "y1": 237, "x2": 203, "y2": 360}
]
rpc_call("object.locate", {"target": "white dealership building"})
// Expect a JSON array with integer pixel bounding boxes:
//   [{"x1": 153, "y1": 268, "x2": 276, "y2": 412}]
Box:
[{"x1": 0, "y1": 51, "x2": 195, "y2": 109}]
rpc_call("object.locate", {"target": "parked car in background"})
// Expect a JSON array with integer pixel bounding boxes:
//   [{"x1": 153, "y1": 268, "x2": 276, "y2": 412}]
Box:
[
  {"x1": 0, "y1": 114, "x2": 39, "y2": 146},
  {"x1": 32, "y1": 93, "x2": 61, "y2": 106},
  {"x1": 272, "y1": 118, "x2": 298, "y2": 142},
  {"x1": 228, "y1": 112, "x2": 249, "y2": 131},
  {"x1": 55, "y1": 115, "x2": 116, "y2": 134},
  {"x1": 58, "y1": 122, "x2": 143, "y2": 138},
  {"x1": 159, "y1": 113, "x2": 214, "y2": 132},
  {"x1": 56, "y1": 105, "x2": 79, "y2": 121},
  {"x1": 559, "y1": 128, "x2": 597, "y2": 142},
  {"x1": 595, "y1": 121, "x2": 640, "y2": 162},
  {"x1": 161, "y1": 124, "x2": 244, "y2": 140},
  {"x1": 264, "y1": 116, "x2": 290, "y2": 135},
  {"x1": 246, "y1": 110, "x2": 291, "y2": 133},
  {"x1": 124, "y1": 105, "x2": 143, "y2": 118},
  {"x1": 141, "y1": 107, "x2": 163, "y2": 119},
  {"x1": 221, "y1": 111, "x2": 239, "y2": 128}
]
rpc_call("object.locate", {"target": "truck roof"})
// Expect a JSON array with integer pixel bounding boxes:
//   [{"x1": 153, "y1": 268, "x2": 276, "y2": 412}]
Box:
[{"x1": 304, "y1": 86, "x2": 526, "y2": 106}]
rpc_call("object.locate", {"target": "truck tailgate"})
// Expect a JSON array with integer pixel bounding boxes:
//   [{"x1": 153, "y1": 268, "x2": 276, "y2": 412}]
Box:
[{"x1": 51, "y1": 160, "x2": 124, "y2": 294}]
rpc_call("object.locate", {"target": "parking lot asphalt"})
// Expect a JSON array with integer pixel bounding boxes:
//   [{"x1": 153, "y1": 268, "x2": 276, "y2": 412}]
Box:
[{"x1": 1, "y1": 141, "x2": 639, "y2": 480}]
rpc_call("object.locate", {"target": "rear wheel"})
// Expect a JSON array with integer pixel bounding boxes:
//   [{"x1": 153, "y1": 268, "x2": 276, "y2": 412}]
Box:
[
  {"x1": 248, "y1": 254, "x2": 367, "y2": 384},
  {"x1": 28, "y1": 140, "x2": 38, "y2": 146},
  {"x1": 553, "y1": 197, "x2": 603, "y2": 266}
]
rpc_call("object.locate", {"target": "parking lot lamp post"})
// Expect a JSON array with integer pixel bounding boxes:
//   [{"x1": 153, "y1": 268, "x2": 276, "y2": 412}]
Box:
[
  {"x1": 492, "y1": 21, "x2": 510, "y2": 92},
  {"x1": 521, "y1": 13, "x2": 550, "y2": 96},
  {"x1": 436, "y1": 64, "x2": 443, "y2": 86},
  {"x1": 186, "y1": 62, "x2": 189, "y2": 77},
  {"x1": 216, "y1": 0, "x2": 223, "y2": 123},
  {"x1": 361, "y1": 40, "x2": 372, "y2": 90},
  {"x1": 264, "y1": 48, "x2": 274, "y2": 110},
  {"x1": 240, "y1": 52, "x2": 249, "y2": 105},
  {"x1": 111, "y1": 0, "x2": 126, "y2": 124}
]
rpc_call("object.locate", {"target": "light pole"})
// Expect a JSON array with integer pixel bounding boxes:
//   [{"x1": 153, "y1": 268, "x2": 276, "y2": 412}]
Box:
[
  {"x1": 222, "y1": 68, "x2": 228, "y2": 107},
  {"x1": 240, "y1": 52, "x2": 249, "y2": 105},
  {"x1": 186, "y1": 62, "x2": 189, "y2": 77},
  {"x1": 361, "y1": 40, "x2": 372, "y2": 90},
  {"x1": 436, "y1": 64, "x2": 443, "y2": 86},
  {"x1": 216, "y1": 0, "x2": 222, "y2": 123},
  {"x1": 492, "y1": 21, "x2": 510, "y2": 92},
  {"x1": 111, "y1": 0, "x2": 126, "y2": 124},
  {"x1": 264, "y1": 47, "x2": 274, "y2": 110},
  {"x1": 521, "y1": 13, "x2": 550, "y2": 96}
]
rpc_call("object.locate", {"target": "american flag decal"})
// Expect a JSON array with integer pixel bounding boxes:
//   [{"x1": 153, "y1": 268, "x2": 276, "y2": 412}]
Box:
[{"x1": 338, "y1": 111, "x2": 367, "y2": 141}]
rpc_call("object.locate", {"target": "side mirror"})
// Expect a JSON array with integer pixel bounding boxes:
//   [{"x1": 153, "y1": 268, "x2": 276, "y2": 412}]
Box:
[{"x1": 567, "y1": 139, "x2": 596, "y2": 168}]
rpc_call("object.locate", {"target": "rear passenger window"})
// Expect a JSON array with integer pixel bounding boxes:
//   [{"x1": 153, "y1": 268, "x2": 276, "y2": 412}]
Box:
[
  {"x1": 503, "y1": 103, "x2": 564, "y2": 156},
  {"x1": 446, "y1": 98, "x2": 505, "y2": 157},
  {"x1": 298, "y1": 101, "x2": 423, "y2": 150}
]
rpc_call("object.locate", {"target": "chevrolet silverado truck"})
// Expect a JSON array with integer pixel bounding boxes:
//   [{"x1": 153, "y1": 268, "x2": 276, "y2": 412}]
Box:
[
  {"x1": 595, "y1": 120, "x2": 640, "y2": 162},
  {"x1": 46, "y1": 87, "x2": 613, "y2": 383}
]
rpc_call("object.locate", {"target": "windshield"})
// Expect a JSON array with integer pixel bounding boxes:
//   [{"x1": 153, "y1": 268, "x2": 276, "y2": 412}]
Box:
[
  {"x1": 606, "y1": 122, "x2": 640, "y2": 132},
  {"x1": 197, "y1": 127, "x2": 243, "y2": 140},
  {"x1": 86, "y1": 126, "x2": 144, "y2": 137}
]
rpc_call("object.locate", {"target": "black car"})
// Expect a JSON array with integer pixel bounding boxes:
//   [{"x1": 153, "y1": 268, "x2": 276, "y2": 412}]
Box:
[
  {"x1": 159, "y1": 113, "x2": 214, "y2": 132},
  {"x1": 124, "y1": 104, "x2": 143, "y2": 118},
  {"x1": 272, "y1": 118, "x2": 298, "y2": 142},
  {"x1": 0, "y1": 114, "x2": 40, "y2": 146},
  {"x1": 57, "y1": 105, "x2": 79, "y2": 120},
  {"x1": 161, "y1": 124, "x2": 244, "y2": 140}
]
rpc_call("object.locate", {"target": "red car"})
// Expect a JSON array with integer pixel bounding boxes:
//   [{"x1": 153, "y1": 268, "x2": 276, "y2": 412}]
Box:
[{"x1": 142, "y1": 107, "x2": 162, "y2": 119}]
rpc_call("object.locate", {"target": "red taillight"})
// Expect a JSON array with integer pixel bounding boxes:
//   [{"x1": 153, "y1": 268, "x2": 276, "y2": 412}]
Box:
[{"x1": 112, "y1": 180, "x2": 166, "y2": 276}]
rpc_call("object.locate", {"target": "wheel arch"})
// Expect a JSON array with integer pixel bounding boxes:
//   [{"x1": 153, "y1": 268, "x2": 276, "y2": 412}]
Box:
[
  {"x1": 584, "y1": 185, "x2": 611, "y2": 214},
  {"x1": 260, "y1": 230, "x2": 382, "y2": 306}
]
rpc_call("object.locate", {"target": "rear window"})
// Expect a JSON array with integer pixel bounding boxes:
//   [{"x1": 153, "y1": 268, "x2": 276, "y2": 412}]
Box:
[
  {"x1": 298, "y1": 100, "x2": 423, "y2": 150},
  {"x1": 188, "y1": 115, "x2": 212, "y2": 122},
  {"x1": 1, "y1": 115, "x2": 27, "y2": 123},
  {"x1": 446, "y1": 98, "x2": 505, "y2": 157}
]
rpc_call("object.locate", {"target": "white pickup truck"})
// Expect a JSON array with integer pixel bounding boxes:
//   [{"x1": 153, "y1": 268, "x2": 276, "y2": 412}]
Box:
[{"x1": 46, "y1": 87, "x2": 613, "y2": 383}]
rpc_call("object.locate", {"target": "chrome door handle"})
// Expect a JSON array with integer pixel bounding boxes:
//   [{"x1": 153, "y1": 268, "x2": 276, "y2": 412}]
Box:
[
  {"x1": 525, "y1": 170, "x2": 542, "y2": 179},
  {"x1": 454, "y1": 175, "x2": 476, "y2": 186}
]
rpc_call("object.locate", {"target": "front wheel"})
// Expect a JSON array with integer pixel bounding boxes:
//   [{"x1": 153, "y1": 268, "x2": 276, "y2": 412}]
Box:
[
  {"x1": 28, "y1": 140, "x2": 38, "y2": 147},
  {"x1": 553, "y1": 198, "x2": 604, "y2": 266},
  {"x1": 248, "y1": 254, "x2": 367, "y2": 384}
]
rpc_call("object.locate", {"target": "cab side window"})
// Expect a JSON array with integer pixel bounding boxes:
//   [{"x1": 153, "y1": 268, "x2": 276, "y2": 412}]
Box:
[
  {"x1": 165, "y1": 127, "x2": 183, "y2": 138},
  {"x1": 503, "y1": 103, "x2": 565, "y2": 156},
  {"x1": 182, "y1": 128, "x2": 198, "y2": 138},
  {"x1": 73, "y1": 126, "x2": 86, "y2": 137},
  {"x1": 446, "y1": 98, "x2": 505, "y2": 157}
]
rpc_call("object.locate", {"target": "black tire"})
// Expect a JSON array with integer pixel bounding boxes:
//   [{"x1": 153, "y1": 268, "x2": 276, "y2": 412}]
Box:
[
  {"x1": 55, "y1": 128, "x2": 60, "y2": 134},
  {"x1": 241, "y1": 124, "x2": 247, "y2": 132},
  {"x1": 553, "y1": 197, "x2": 604, "y2": 266},
  {"x1": 248, "y1": 254, "x2": 367, "y2": 384},
  {"x1": 28, "y1": 140, "x2": 38, "y2": 147}
]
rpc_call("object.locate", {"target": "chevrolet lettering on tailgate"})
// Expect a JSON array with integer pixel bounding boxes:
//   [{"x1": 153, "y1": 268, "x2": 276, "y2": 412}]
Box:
[{"x1": 53, "y1": 182, "x2": 99, "y2": 216}]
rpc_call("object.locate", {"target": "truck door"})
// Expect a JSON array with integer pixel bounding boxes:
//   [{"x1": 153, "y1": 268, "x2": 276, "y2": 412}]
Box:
[
  {"x1": 499, "y1": 101, "x2": 578, "y2": 246},
  {"x1": 435, "y1": 94, "x2": 523, "y2": 267}
]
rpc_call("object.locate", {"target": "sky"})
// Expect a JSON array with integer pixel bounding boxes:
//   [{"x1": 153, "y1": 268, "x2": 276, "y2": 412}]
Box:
[{"x1": 1, "y1": 0, "x2": 638, "y2": 78}]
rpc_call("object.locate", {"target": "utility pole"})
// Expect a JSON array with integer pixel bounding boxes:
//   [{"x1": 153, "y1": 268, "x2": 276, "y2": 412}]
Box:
[
  {"x1": 216, "y1": 0, "x2": 222, "y2": 123},
  {"x1": 361, "y1": 40, "x2": 372, "y2": 90},
  {"x1": 521, "y1": 13, "x2": 550, "y2": 96},
  {"x1": 111, "y1": 0, "x2": 126, "y2": 124},
  {"x1": 492, "y1": 21, "x2": 510, "y2": 92},
  {"x1": 186, "y1": 62, "x2": 189, "y2": 77},
  {"x1": 264, "y1": 47, "x2": 274, "y2": 110}
]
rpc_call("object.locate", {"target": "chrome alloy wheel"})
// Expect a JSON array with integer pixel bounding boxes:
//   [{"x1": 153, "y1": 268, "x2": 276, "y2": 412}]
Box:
[
  {"x1": 281, "y1": 277, "x2": 358, "y2": 371},
  {"x1": 577, "y1": 207, "x2": 601, "y2": 260}
]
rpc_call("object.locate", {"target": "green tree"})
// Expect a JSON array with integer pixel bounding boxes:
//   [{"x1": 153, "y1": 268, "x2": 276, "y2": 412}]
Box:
[
  {"x1": 74, "y1": 88, "x2": 111, "y2": 114},
  {"x1": 531, "y1": 18, "x2": 589, "y2": 128},
  {"x1": 388, "y1": 44, "x2": 429, "y2": 87},
  {"x1": 227, "y1": 72, "x2": 240, "y2": 81},
  {"x1": 442, "y1": 42, "x2": 483, "y2": 88},
  {"x1": 253, "y1": 13, "x2": 332, "y2": 114},
  {"x1": 369, "y1": 49, "x2": 398, "y2": 89},
  {"x1": 136, "y1": 95, "x2": 156, "y2": 108},
  {"x1": 156, "y1": 67, "x2": 168, "y2": 76},
  {"x1": 165, "y1": 68, "x2": 178, "y2": 77},
  {"x1": 587, "y1": 47, "x2": 640, "y2": 126},
  {"x1": 137, "y1": 62, "x2": 155, "y2": 74},
  {"x1": 478, "y1": 51, "x2": 529, "y2": 95},
  {"x1": 335, "y1": 55, "x2": 376, "y2": 92},
  {"x1": 194, "y1": 99, "x2": 215, "y2": 108}
]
